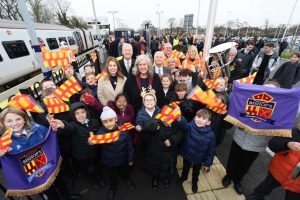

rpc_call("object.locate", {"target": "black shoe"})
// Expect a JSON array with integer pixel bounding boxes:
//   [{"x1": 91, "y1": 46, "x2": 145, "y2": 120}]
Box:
[
  {"x1": 177, "y1": 176, "x2": 187, "y2": 184},
  {"x1": 222, "y1": 175, "x2": 231, "y2": 187},
  {"x1": 106, "y1": 189, "x2": 115, "y2": 200},
  {"x1": 164, "y1": 178, "x2": 169, "y2": 186},
  {"x1": 192, "y1": 182, "x2": 198, "y2": 193},
  {"x1": 67, "y1": 193, "x2": 81, "y2": 200},
  {"x1": 152, "y1": 179, "x2": 158, "y2": 189},
  {"x1": 233, "y1": 181, "x2": 243, "y2": 195},
  {"x1": 125, "y1": 179, "x2": 135, "y2": 190}
]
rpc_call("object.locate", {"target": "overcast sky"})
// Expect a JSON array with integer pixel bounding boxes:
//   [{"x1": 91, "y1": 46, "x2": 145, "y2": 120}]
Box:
[{"x1": 70, "y1": 0, "x2": 300, "y2": 30}]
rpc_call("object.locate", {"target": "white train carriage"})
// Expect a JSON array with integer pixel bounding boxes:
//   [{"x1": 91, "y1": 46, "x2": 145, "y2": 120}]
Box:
[{"x1": 0, "y1": 19, "x2": 100, "y2": 90}]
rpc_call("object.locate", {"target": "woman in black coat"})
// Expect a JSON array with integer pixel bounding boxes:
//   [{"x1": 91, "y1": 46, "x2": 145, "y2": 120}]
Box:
[
  {"x1": 142, "y1": 119, "x2": 183, "y2": 189},
  {"x1": 123, "y1": 55, "x2": 164, "y2": 113},
  {"x1": 272, "y1": 53, "x2": 300, "y2": 89}
]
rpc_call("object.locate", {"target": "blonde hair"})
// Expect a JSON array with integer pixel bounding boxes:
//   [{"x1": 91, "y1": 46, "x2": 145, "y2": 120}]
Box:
[
  {"x1": 0, "y1": 107, "x2": 31, "y2": 131},
  {"x1": 187, "y1": 45, "x2": 199, "y2": 59},
  {"x1": 132, "y1": 55, "x2": 153, "y2": 76}
]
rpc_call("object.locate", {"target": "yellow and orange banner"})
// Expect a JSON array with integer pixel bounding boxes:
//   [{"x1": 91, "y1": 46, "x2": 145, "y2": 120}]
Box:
[
  {"x1": 54, "y1": 76, "x2": 82, "y2": 101},
  {"x1": 203, "y1": 79, "x2": 220, "y2": 89},
  {"x1": 42, "y1": 51, "x2": 70, "y2": 70},
  {"x1": 119, "y1": 122, "x2": 135, "y2": 131},
  {"x1": 8, "y1": 94, "x2": 44, "y2": 113},
  {"x1": 236, "y1": 72, "x2": 257, "y2": 84},
  {"x1": 89, "y1": 131, "x2": 121, "y2": 144},
  {"x1": 43, "y1": 98, "x2": 69, "y2": 114},
  {"x1": 0, "y1": 128, "x2": 12, "y2": 151},
  {"x1": 156, "y1": 105, "x2": 181, "y2": 126},
  {"x1": 95, "y1": 71, "x2": 108, "y2": 81}
]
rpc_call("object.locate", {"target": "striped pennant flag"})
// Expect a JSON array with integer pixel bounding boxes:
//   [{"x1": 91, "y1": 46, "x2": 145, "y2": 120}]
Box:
[
  {"x1": 163, "y1": 108, "x2": 181, "y2": 126},
  {"x1": 89, "y1": 131, "x2": 121, "y2": 144},
  {"x1": 119, "y1": 123, "x2": 135, "y2": 131},
  {"x1": 187, "y1": 86, "x2": 216, "y2": 105},
  {"x1": 43, "y1": 98, "x2": 69, "y2": 114},
  {"x1": 207, "y1": 98, "x2": 227, "y2": 114},
  {"x1": 203, "y1": 79, "x2": 220, "y2": 89},
  {"x1": 156, "y1": 105, "x2": 181, "y2": 126},
  {"x1": 95, "y1": 71, "x2": 108, "y2": 80},
  {"x1": 171, "y1": 50, "x2": 186, "y2": 59},
  {"x1": 0, "y1": 128, "x2": 12, "y2": 150},
  {"x1": 54, "y1": 76, "x2": 82, "y2": 101},
  {"x1": 168, "y1": 101, "x2": 180, "y2": 108},
  {"x1": 156, "y1": 105, "x2": 174, "y2": 121},
  {"x1": 236, "y1": 72, "x2": 257, "y2": 84},
  {"x1": 8, "y1": 94, "x2": 44, "y2": 113},
  {"x1": 198, "y1": 51, "x2": 207, "y2": 79}
]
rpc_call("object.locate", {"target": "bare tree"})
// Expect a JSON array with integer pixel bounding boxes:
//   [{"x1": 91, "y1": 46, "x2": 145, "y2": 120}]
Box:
[
  {"x1": 168, "y1": 18, "x2": 177, "y2": 34},
  {"x1": 263, "y1": 18, "x2": 270, "y2": 35},
  {"x1": 27, "y1": 0, "x2": 54, "y2": 23},
  {"x1": 0, "y1": 0, "x2": 23, "y2": 20},
  {"x1": 49, "y1": 0, "x2": 71, "y2": 26}
]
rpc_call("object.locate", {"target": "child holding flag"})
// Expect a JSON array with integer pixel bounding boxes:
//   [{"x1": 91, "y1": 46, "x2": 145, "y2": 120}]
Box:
[
  {"x1": 177, "y1": 108, "x2": 216, "y2": 193},
  {"x1": 89, "y1": 106, "x2": 134, "y2": 200}
]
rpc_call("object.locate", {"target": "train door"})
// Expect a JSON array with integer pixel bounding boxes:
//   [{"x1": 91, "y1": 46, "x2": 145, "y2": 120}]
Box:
[{"x1": 73, "y1": 31, "x2": 84, "y2": 54}]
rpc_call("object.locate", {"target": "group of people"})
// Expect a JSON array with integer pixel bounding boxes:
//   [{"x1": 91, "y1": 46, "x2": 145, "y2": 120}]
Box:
[{"x1": 1, "y1": 33, "x2": 300, "y2": 200}]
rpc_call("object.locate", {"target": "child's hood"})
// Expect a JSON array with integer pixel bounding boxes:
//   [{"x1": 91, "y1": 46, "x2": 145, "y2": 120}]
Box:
[{"x1": 70, "y1": 102, "x2": 90, "y2": 121}]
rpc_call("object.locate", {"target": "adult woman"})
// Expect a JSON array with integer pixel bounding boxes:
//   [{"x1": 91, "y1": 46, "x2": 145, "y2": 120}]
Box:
[
  {"x1": 123, "y1": 55, "x2": 164, "y2": 112},
  {"x1": 181, "y1": 45, "x2": 201, "y2": 72},
  {"x1": 97, "y1": 56, "x2": 127, "y2": 106}
]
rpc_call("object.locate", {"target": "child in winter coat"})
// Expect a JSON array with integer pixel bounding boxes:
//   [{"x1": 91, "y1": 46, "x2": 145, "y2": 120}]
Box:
[
  {"x1": 161, "y1": 74, "x2": 175, "y2": 105},
  {"x1": 142, "y1": 118, "x2": 183, "y2": 189},
  {"x1": 49, "y1": 102, "x2": 105, "y2": 190},
  {"x1": 89, "y1": 106, "x2": 134, "y2": 200},
  {"x1": 177, "y1": 108, "x2": 216, "y2": 193},
  {"x1": 135, "y1": 92, "x2": 161, "y2": 155}
]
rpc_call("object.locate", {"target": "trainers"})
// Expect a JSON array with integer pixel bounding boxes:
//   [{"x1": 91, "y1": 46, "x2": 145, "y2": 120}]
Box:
[
  {"x1": 222, "y1": 175, "x2": 231, "y2": 187},
  {"x1": 192, "y1": 182, "x2": 198, "y2": 193},
  {"x1": 233, "y1": 181, "x2": 243, "y2": 195},
  {"x1": 152, "y1": 178, "x2": 158, "y2": 189}
]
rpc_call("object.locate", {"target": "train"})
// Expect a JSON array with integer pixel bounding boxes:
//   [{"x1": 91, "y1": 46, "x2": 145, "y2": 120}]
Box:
[{"x1": 0, "y1": 19, "x2": 105, "y2": 91}]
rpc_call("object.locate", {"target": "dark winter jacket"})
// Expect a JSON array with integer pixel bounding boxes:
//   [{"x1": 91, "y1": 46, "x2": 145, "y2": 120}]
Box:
[
  {"x1": 179, "y1": 117, "x2": 216, "y2": 166},
  {"x1": 237, "y1": 48, "x2": 255, "y2": 76},
  {"x1": 228, "y1": 58, "x2": 243, "y2": 83},
  {"x1": 268, "y1": 128, "x2": 300, "y2": 153},
  {"x1": 59, "y1": 102, "x2": 101, "y2": 160},
  {"x1": 272, "y1": 61, "x2": 300, "y2": 89},
  {"x1": 143, "y1": 119, "x2": 183, "y2": 178},
  {"x1": 119, "y1": 57, "x2": 136, "y2": 78},
  {"x1": 8, "y1": 123, "x2": 48, "y2": 153},
  {"x1": 170, "y1": 94, "x2": 204, "y2": 122},
  {"x1": 123, "y1": 73, "x2": 164, "y2": 112},
  {"x1": 136, "y1": 106, "x2": 161, "y2": 142},
  {"x1": 96, "y1": 126, "x2": 134, "y2": 167}
]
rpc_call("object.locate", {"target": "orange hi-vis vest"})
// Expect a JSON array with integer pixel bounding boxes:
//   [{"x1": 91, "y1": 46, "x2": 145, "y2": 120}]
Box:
[
  {"x1": 269, "y1": 150, "x2": 300, "y2": 194},
  {"x1": 181, "y1": 57, "x2": 201, "y2": 71}
]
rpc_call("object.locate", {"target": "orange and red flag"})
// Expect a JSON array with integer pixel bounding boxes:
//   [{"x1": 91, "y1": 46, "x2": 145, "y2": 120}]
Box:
[
  {"x1": 43, "y1": 98, "x2": 69, "y2": 114},
  {"x1": 156, "y1": 105, "x2": 181, "y2": 126},
  {"x1": 54, "y1": 76, "x2": 82, "y2": 101},
  {"x1": 119, "y1": 123, "x2": 135, "y2": 131},
  {"x1": 8, "y1": 94, "x2": 44, "y2": 113},
  {"x1": 203, "y1": 79, "x2": 220, "y2": 89},
  {"x1": 89, "y1": 131, "x2": 121, "y2": 144},
  {"x1": 187, "y1": 86, "x2": 215, "y2": 105},
  {"x1": 0, "y1": 128, "x2": 12, "y2": 150},
  {"x1": 236, "y1": 72, "x2": 257, "y2": 84},
  {"x1": 42, "y1": 51, "x2": 70, "y2": 70},
  {"x1": 95, "y1": 71, "x2": 108, "y2": 80},
  {"x1": 207, "y1": 98, "x2": 227, "y2": 114}
]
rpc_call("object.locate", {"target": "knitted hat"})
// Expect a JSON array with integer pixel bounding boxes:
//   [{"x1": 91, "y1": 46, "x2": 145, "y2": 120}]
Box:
[{"x1": 100, "y1": 106, "x2": 117, "y2": 120}]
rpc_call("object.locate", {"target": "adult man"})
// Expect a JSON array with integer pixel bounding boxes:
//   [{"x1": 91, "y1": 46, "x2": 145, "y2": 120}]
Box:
[
  {"x1": 252, "y1": 43, "x2": 279, "y2": 85},
  {"x1": 227, "y1": 47, "x2": 243, "y2": 83},
  {"x1": 173, "y1": 39, "x2": 187, "y2": 54},
  {"x1": 153, "y1": 51, "x2": 171, "y2": 77},
  {"x1": 279, "y1": 38, "x2": 288, "y2": 57},
  {"x1": 163, "y1": 42, "x2": 182, "y2": 66},
  {"x1": 118, "y1": 43, "x2": 136, "y2": 77},
  {"x1": 237, "y1": 41, "x2": 256, "y2": 77}
]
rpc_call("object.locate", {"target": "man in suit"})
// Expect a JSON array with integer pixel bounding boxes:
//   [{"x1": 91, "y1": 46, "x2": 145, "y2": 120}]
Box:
[
  {"x1": 153, "y1": 51, "x2": 171, "y2": 78},
  {"x1": 118, "y1": 43, "x2": 135, "y2": 77}
]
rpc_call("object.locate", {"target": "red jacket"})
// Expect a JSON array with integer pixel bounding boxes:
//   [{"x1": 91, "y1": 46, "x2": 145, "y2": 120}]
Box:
[{"x1": 269, "y1": 150, "x2": 300, "y2": 193}]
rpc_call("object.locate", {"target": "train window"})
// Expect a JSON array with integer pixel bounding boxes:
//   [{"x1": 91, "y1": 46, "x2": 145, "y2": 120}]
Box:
[
  {"x1": 2, "y1": 40, "x2": 30, "y2": 59},
  {"x1": 58, "y1": 37, "x2": 67, "y2": 44},
  {"x1": 68, "y1": 36, "x2": 76, "y2": 45},
  {"x1": 46, "y1": 38, "x2": 59, "y2": 50},
  {"x1": 0, "y1": 54, "x2": 2, "y2": 62}
]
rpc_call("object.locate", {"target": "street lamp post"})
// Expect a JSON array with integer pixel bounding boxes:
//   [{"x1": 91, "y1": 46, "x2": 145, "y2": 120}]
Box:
[
  {"x1": 156, "y1": 11, "x2": 163, "y2": 37},
  {"x1": 108, "y1": 11, "x2": 118, "y2": 30},
  {"x1": 281, "y1": 0, "x2": 298, "y2": 42},
  {"x1": 195, "y1": 0, "x2": 201, "y2": 35},
  {"x1": 92, "y1": 0, "x2": 100, "y2": 45}
]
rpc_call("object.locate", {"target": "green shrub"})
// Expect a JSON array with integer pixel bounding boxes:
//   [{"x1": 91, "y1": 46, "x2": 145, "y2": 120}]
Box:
[{"x1": 280, "y1": 51, "x2": 294, "y2": 60}]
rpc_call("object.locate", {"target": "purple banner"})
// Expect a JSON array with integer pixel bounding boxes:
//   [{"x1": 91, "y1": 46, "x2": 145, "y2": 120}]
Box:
[
  {"x1": 225, "y1": 82, "x2": 300, "y2": 137},
  {"x1": 0, "y1": 128, "x2": 61, "y2": 197}
]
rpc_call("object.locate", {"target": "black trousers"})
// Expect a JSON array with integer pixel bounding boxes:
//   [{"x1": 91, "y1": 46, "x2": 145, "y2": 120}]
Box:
[
  {"x1": 73, "y1": 157, "x2": 100, "y2": 185},
  {"x1": 181, "y1": 159, "x2": 202, "y2": 183},
  {"x1": 107, "y1": 164, "x2": 130, "y2": 190},
  {"x1": 254, "y1": 172, "x2": 300, "y2": 200},
  {"x1": 226, "y1": 140, "x2": 259, "y2": 182}
]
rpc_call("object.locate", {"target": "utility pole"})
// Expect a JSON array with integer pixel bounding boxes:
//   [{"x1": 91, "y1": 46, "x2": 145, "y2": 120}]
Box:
[
  {"x1": 245, "y1": 26, "x2": 249, "y2": 37},
  {"x1": 203, "y1": 0, "x2": 218, "y2": 59},
  {"x1": 195, "y1": 0, "x2": 201, "y2": 35},
  {"x1": 156, "y1": 4, "x2": 160, "y2": 37},
  {"x1": 281, "y1": 0, "x2": 298, "y2": 42},
  {"x1": 92, "y1": 0, "x2": 100, "y2": 45},
  {"x1": 156, "y1": 11, "x2": 163, "y2": 37},
  {"x1": 17, "y1": 0, "x2": 50, "y2": 77},
  {"x1": 108, "y1": 11, "x2": 118, "y2": 30}
]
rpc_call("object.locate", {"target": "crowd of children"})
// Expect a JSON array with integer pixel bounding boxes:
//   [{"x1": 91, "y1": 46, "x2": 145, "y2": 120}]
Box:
[{"x1": 0, "y1": 41, "x2": 300, "y2": 200}]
